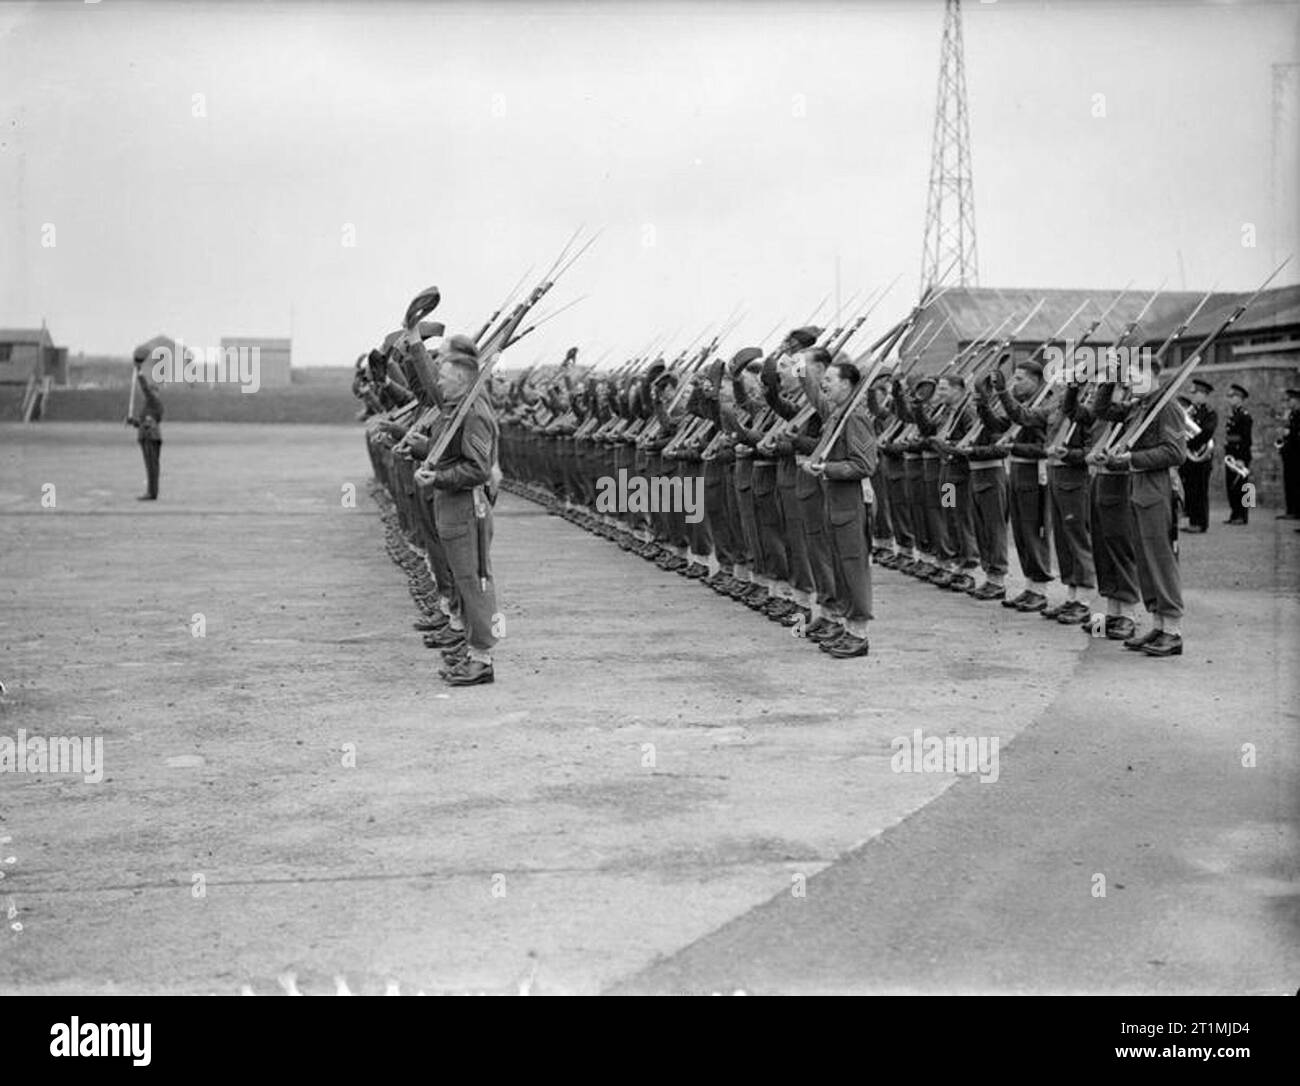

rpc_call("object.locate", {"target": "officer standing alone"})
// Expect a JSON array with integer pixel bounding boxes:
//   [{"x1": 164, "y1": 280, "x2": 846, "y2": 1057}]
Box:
[{"x1": 126, "y1": 345, "x2": 163, "y2": 501}]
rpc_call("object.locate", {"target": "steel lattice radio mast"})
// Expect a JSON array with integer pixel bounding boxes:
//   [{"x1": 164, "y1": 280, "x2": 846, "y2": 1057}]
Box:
[{"x1": 920, "y1": 0, "x2": 979, "y2": 292}]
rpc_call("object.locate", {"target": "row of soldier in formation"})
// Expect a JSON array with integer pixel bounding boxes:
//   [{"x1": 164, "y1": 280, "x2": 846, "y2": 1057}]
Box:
[
  {"x1": 354, "y1": 315, "x2": 1241, "y2": 668},
  {"x1": 493, "y1": 322, "x2": 1197, "y2": 659}
]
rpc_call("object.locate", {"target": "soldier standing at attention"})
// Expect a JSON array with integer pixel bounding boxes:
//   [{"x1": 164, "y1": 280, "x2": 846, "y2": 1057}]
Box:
[
  {"x1": 1093, "y1": 359, "x2": 1187, "y2": 657},
  {"x1": 1222, "y1": 383, "x2": 1253, "y2": 526},
  {"x1": 986, "y1": 358, "x2": 1054, "y2": 613},
  {"x1": 927, "y1": 375, "x2": 981, "y2": 592},
  {"x1": 1039, "y1": 376, "x2": 1096, "y2": 624},
  {"x1": 758, "y1": 345, "x2": 823, "y2": 628},
  {"x1": 866, "y1": 373, "x2": 896, "y2": 560},
  {"x1": 127, "y1": 345, "x2": 164, "y2": 501},
  {"x1": 1179, "y1": 378, "x2": 1216, "y2": 533},
  {"x1": 800, "y1": 356, "x2": 875, "y2": 659},
  {"x1": 1071, "y1": 380, "x2": 1141, "y2": 639},
  {"x1": 947, "y1": 389, "x2": 1011, "y2": 603},
  {"x1": 416, "y1": 335, "x2": 501, "y2": 687}
]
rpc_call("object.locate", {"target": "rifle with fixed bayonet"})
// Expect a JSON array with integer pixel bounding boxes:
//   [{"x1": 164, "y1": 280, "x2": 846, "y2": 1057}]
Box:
[{"x1": 1092, "y1": 258, "x2": 1291, "y2": 460}]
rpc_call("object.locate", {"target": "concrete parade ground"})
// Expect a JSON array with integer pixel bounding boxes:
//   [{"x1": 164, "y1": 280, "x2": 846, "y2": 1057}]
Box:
[{"x1": 0, "y1": 422, "x2": 1296, "y2": 995}]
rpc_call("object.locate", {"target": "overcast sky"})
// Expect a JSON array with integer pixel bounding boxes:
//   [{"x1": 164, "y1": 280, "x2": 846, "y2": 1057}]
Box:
[{"x1": 1, "y1": 0, "x2": 1297, "y2": 368}]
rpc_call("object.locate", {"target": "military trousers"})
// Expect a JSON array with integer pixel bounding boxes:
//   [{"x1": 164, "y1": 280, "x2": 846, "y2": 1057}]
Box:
[
  {"x1": 937, "y1": 461, "x2": 979, "y2": 567},
  {"x1": 678, "y1": 458, "x2": 710, "y2": 556},
  {"x1": 434, "y1": 487, "x2": 499, "y2": 659},
  {"x1": 797, "y1": 482, "x2": 837, "y2": 605},
  {"x1": 1049, "y1": 463, "x2": 1095, "y2": 589},
  {"x1": 752, "y1": 462, "x2": 789, "y2": 582},
  {"x1": 416, "y1": 477, "x2": 455, "y2": 600},
  {"x1": 903, "y1": 454, "x2": 931, "y2": 553},
  {"x1": 138, "y1": 438, "x2": 161, "y2": 499},
  {"x1": 704, "y1": 459, "x2": 740, "y2": 566},
  {"x1": 1225, "y1": 458, "x2": 1251, "y2": 522},
  {"x1": 969, "y1": 462, "x2": 1010, "y2": 578},
  {"x1": 1090, "y1": 472, "x2": 1140, "y2": 604},
  {"x1": 824, "y1": 480, "x2": 873, "y2": 623},
  {"x1": 1179, "y1": 459, "x2": 1212, "y2": 531},
  {"x1": 1131, "y1": 470, "x2": 1183, "y2": 620},
  {"x1": 921, "y1": 454, "x2": 944, "y2": 559},
  {"x1": 733, "y1": 458, "x2": 763, "y2": 571},
  {"x1": 883, "y1": 454, "x2": 914, "y2": 550},
  {"x1": 870, "y1": 459, "x2": 893, "y2": 544},
  {"x1": 1008, "y1": 459, "x2": 1053, "y2": 584},
  {"x1": 776, "y1": 467, "x2": 814, "y2": 595}
]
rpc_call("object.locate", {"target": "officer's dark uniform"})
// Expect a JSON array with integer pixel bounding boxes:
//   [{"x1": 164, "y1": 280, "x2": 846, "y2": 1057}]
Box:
[
  {"x1": 129, "y1": 358, "x2": 163, "y2": 500},
  {"x1": 1179, "y1": 382, "x2": 1217, "y2": 531},
  {"x1": 1280, "y1": 392, "x2": 1300, "y2": 519},
  {"x1": 1223, "y1": 386, "x2": 1253, "y2": 524}
]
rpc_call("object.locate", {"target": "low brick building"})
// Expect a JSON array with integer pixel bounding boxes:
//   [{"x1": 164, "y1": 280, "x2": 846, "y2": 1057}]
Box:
[{"x1": 0, "y1": 325, "x2": 67, "y2": 386}]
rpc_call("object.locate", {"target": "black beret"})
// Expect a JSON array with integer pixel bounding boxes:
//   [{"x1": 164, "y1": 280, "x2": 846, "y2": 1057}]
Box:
[
  {"x1": 728, "y1": 347, "x2": 763, "y2": 376},
  {"x1": 1191, "y1": 379, "x2": 1214, "y2": 394},
  {"x1": 404, "y1": 285, "x2": 441, "y2": 330},
  {"x1": 1286, "y1": 387, "x2": 1300, "y2": 398},
  {"x1": 1228, "y1": 384, "x2": 1248, "y2": 398},
  {"x1": 784, "y1": 326, "x2": 821, "y2": 352},
  {"x1": 442, "y1": 334, "x2": 479, "y2": 372}
]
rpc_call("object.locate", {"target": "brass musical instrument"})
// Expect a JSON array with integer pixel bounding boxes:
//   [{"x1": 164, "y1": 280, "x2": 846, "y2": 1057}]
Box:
[
  {"x1": 1182, "y1": 408, "x2": 1213, "y2": 462},
  {"x1": 1224, "y1": 454, "x2": 1250, "y2": 479}
]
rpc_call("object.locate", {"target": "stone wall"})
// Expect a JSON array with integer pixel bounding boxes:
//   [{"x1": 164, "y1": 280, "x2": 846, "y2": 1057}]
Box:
[
  {"x1": 40, "y1": 386, "x2": 359, "y2": 425},
  {"x1": 1197, "y1": 356, "x2": 1299, "y2": 510}
]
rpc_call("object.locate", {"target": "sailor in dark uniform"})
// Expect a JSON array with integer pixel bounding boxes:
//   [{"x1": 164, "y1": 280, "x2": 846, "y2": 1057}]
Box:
[
  {"x1": 1178, "y1": 378, "x2": 1216, "y2": 532},
  {"x1": 1222, "y1": 383, "x2": 1253, "y2": 525},
  {"x1": 1278, "y1": 388, "x2": 1300, "y2": 522}
]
